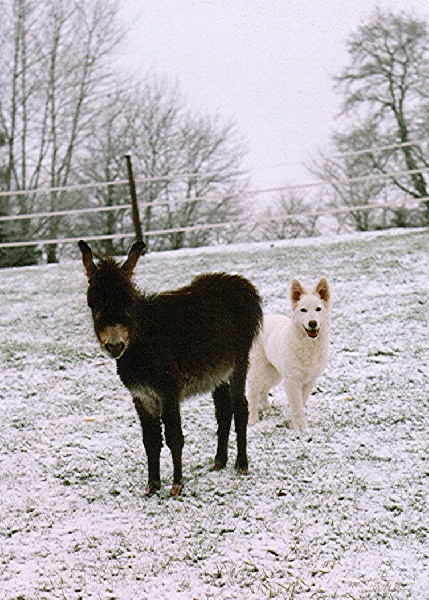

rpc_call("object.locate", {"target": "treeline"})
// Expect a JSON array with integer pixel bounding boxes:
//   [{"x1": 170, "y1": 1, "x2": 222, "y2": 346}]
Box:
[
  {"x1": 0, "y1": 0, "x2": 247, "y2": 266},
  {"x1": 1, "y1": 2, "x2": 428, "y2": 266}
]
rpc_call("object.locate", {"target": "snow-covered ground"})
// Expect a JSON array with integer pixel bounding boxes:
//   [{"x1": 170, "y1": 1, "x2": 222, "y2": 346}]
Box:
[{"x1": 0, "y1": 228, "x2": 428, "y2": 599}]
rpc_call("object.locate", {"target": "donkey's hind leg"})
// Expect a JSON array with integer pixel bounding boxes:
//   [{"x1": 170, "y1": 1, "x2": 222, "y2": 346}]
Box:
[
  {"x1": 212, "y1": 383, "x2": 233, "y2": 470},
  {"x1": 230, "y1": 357, "x2": 250, "y2": 474}
]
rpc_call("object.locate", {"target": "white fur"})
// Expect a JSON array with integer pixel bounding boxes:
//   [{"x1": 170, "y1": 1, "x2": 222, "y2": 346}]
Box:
[{"x1": 247, "y1": 277, "x2": 331, "y2": 430}]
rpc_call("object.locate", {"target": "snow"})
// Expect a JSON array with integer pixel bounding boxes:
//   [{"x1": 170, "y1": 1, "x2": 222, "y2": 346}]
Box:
[{"x1": 0, "y1": 228, "x2": 428, "y2": 599}]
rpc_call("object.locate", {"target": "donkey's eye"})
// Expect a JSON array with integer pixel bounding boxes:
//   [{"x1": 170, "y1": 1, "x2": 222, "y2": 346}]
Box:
[{"x1": 300, "y1": 308, "x2": 307, "y2": 313}]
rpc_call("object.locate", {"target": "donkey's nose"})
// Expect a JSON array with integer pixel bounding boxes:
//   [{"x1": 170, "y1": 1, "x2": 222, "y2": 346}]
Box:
[
  {"x1": 308, "y1": 320, "x2": 318, "y2": 329},
  {"x1": 105, "y1": 342, "x2": 125, "y2": 358}
]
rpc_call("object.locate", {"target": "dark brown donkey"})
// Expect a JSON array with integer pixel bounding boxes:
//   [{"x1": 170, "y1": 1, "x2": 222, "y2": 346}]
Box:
[{"x1": 78, "y1": 240, "x2": 262, "y2": 496}]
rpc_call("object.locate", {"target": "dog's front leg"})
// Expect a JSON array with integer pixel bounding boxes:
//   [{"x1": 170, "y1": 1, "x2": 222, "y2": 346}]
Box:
[
  {"x1": 283, "y1": 378, "x2": 306, "y2": 431},
  {"x1": 302, "y1": 380, "x2": 317, "y2": 407}
]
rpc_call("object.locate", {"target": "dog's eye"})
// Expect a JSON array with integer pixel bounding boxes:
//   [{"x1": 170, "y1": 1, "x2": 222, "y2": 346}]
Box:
[
  {"x1": 316, "y1": 307, "x2": 322, "y2": 312},
  {"x1": 300, "y1": 308, "x2": 307, "y2": 313}
]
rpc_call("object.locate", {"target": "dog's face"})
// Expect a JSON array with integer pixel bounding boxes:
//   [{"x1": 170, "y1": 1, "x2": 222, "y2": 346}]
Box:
[{"x1": 290, "y1": 277, "x2": 331, "y2": 339}]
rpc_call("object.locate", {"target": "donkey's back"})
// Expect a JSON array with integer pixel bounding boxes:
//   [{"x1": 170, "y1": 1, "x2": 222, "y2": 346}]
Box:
[
  {"x1": 130, "y1": 272, "x2": 261, "y2": 399},
  {"x1": 150, "y1": 271, "x2": 259, "y2": 355},
  {"x1": 188, "y1": 272, "x2": 263, "y2": 341}
]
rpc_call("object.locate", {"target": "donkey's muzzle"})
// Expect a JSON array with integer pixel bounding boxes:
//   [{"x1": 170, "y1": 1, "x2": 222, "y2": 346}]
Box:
[
  {"x1": 98, "y1": 324, "x2": 129, "y2": 359},
  {"x1": 105, "y1": 342, "x2": 126, "y2": 359}
]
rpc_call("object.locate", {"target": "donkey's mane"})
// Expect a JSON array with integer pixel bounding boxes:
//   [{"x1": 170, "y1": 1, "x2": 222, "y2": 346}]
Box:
[
  {"x1": 92, "y1": 256, "x2": 133, "y2": 283},
  {"x1": 96, "y1": 256, "x2": 122, "y2": 269}
]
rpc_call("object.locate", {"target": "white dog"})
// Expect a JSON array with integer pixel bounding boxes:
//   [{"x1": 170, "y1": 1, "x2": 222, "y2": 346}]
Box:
[{"x1": 247, "y1": 277, "x2": 331, "y2": 430}]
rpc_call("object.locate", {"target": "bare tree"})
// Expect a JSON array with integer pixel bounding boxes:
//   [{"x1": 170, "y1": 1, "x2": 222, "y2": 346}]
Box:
[
  {"x1": 72, "y1": 86, "x2": 133, "y2": 255},
  {"x1": 126, "y1": 77, "x2": 185, "y2": 241},
  {"x1": 72, "y1": 76, "x2": 248, "y2": 252},
  {"x1": 314, "y1": 8, "x2": 429, "y2": 229},
  {"x1": 43, "y1": 0, "x2": 122, "y2": 261},
  {"x1": 312, "y1": 130, "x2": 387, "y2": 232},
  {"x1": 256, "y1": 191, "x2": 319, "y2": 241},
  {"x1": 0, "y1": 0, "x2": 46, "y2": 265},
  {"x1": 0, "y1": 2, "x2": 248, "y2": 260},
  {"x1": 72, "y1": 77, "x2": 184, "y2": 253},
  {"x1": 162, "y1": 113, "x2": 246, "y2": 250},
  {"x1": 0, "y1": 0, "x2": 122, "y2": 264}
]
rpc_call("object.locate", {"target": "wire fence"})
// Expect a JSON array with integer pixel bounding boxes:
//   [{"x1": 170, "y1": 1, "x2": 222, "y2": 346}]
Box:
[{"x1": 0, "y1": 140, "x2": 427, "y2": 252}]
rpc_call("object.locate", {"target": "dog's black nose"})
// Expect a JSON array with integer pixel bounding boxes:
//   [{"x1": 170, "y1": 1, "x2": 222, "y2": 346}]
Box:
[{"x1": 308, "y1": 320, "x2": 317, "y2": 329}]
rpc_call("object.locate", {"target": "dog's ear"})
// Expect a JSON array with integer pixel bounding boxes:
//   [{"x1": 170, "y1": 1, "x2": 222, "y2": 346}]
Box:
[
  {"x1": 121, "y1": 241, "x2": 147, "y2": 277},
  {"x1": 290, "y1": 279, "x2": 306, "y2": 308},
  {"x1": 314, "y1": 277, "x2": 330, "y2": 305}
]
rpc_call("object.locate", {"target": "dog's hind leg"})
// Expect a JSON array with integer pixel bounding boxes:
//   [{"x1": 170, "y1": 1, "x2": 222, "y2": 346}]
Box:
[
  {"x1": 247, "y1": 340, "x2": 283, "y2": 424},
  {"x1": 247, "y1": 370, "x2": 279, "y2": 424},
  {"x1": 247, "y1": 342, "x2": 266, "y2": 424},
  {"x1": 260, "y1": 363, "x2": 280, "y2": 409},
  {"x1": 247, "y1": 387, "x2": 261, "y2": 425}
]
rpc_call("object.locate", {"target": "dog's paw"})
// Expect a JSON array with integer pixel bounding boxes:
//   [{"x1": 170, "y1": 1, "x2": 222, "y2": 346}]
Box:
[
  {"x1": 248, "y1": 414, "x2": 260, "y2": 425},
  {"x1": 289, "y1": 419, "x2": 306, "y2": 432}
]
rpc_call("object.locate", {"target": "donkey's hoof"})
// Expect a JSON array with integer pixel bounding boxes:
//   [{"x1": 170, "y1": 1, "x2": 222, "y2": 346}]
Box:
[
  {"x1": 145, "y1": 480, "x2": 161, "y2": 496},
  {"x1": 236, "y1": 467, "x2": 248, "y2": 475},
  {"x1": 210, "y1": 457, "x2": 227, "y2": 471},
  {"x1": 171, "y1": 483, "x2": 183, "y2": 496},
  {"x1": 235, "y1": 459, "x2": 248, "y2": 475}
]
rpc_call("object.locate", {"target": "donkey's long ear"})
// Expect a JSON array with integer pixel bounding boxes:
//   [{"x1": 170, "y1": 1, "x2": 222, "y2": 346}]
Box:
[
  {"x1": 78, "y1": 240, "x2": 98, "y2": 280},
  {"x1": 314, "y1": 277, "x2": 330, "y2": 305},
  {"x1": 290, "y1": 278, "x2": 306, "y2": 308},
  {"x1": 121, "y1": 241, "x2": 147, "y2": 277}
]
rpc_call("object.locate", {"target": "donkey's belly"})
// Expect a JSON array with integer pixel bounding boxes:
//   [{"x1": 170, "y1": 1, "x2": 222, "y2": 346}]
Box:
[
  {"x1": 182, "y1": 366, "x2": 233, "y2": 398},
  {"x1": 127, "y1": 364, "x2": 233, "y2": 417}
]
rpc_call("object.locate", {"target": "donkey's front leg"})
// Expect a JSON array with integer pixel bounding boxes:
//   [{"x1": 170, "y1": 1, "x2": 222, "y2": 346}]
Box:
[
  {"x1": 162, "y1": 398, "x2": 185, "y2": 496},
  {"x1": 133, "y1": 398, "x2": 163, "y2": 495}
]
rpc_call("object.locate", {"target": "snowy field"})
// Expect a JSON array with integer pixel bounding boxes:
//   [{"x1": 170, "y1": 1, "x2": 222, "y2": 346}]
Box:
[{"x1": 0, "y1": 228, "x2": 428, "y2": 599}]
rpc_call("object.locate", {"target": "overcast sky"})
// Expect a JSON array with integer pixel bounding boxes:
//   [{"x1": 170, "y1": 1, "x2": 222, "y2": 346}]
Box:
[{"x1": 116, "y1": 0, "x2": 429, "y2": 188}]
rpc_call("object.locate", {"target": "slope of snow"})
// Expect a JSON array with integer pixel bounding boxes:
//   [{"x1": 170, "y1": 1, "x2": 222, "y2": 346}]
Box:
[{"x1": 0, "y1": 228, "x2": 428, "y2": 599}]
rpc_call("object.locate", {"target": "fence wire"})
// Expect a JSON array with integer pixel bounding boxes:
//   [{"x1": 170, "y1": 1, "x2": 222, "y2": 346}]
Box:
[{"x1": 0, "y1": 146, "x2": 427, "y2": 250}]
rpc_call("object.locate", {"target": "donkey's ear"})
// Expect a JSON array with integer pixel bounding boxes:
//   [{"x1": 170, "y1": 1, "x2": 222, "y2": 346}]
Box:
[
  {"x1": 78, "y1": 240, "x2": 98, "y2": 280},
  {"x1": 290, "y1": 278, "x2": 306, "y2": 308},
  {"x1": 314, "y1": 277, "x2": 330, "y2": 304},
  {"x1": 121, "y1": 241, "x2": 147, "y2": 277}
]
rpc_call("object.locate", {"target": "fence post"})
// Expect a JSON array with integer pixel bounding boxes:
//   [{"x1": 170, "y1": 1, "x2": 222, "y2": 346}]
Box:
[{"x1": 124, "y1": 154, "x2": 144, "y2": 243}]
